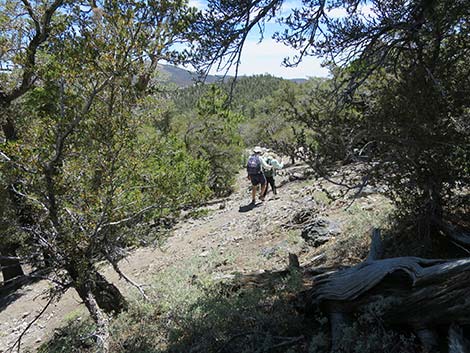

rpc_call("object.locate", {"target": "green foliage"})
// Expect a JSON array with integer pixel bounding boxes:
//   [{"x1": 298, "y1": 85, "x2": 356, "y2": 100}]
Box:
[
  {"x1": 164, "y1": 287, "x2": 304, "y2": 353},
  {"x1": 171, "y1": 75, "x2": 299, "y2": 151},
  {"x1": 183, "y1": 85, "x2": 245, "y2": 196},
  {"x1": 39, "y1": 249, "x2": 310, "y2": 352},
  {"x1": 172, "y1": 75, "x2": 287, "y2": 118},
  {"x1": 0, "y1": 0, "x2": 208, "y2": 317},
  {"x1": 276, "y1": 77, "x2": 359, "y2": 167},
  {"x1": 227, "y1": 75, "x2": 289, "y2": 119},
  {"x1": 359, "y1": 65, "x2": 470, "y2": 225},
  {"x1": 185, "y1": 207, "x2": 212, "y2": 219}
]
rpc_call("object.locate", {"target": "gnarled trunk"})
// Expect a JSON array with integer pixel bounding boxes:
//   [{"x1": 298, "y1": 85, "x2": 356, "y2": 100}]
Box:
[
  {"x1": 83, "y1": 290, "x2": 111, "y2": 353},
  {"x1": 67, "y1": 261, "x2": 127, "y2": 315}
]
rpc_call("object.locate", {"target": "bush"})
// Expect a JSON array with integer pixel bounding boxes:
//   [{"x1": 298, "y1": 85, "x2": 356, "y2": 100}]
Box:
[{"x1": 37, "y1": 319, "x2": 96, "y2": 353}]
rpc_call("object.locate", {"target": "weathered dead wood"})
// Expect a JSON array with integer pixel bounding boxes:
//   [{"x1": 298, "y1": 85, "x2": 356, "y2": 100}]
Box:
[
  {"x1": 311, "y1": 256, "x2": 452, "y2": 303},
  {"x1": 328, "y1": 309, "x2": 352, "y2": 352},
  {"x1": 308, "y1": 253, "x2": 470, "y2": 351},
  {"x1": 307, "y1": 228, "x2": 470, "y2": 351},
  {"x1": 288, "y1": 253, "x2": 300, "y2": 269}
]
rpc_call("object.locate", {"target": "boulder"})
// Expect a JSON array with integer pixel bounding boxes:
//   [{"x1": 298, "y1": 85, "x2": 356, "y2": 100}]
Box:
[{"x1": 301, "y1": 218, "x2": 341, "y2": 247}]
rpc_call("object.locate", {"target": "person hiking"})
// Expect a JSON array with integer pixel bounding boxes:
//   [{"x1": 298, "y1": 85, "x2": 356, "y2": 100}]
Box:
[
  {"x1": 246, "y1": 146, "x2": 272, "y2": 205},
  {"x1": 261, "y1": 152, "x2": 284, "y2": 198}
]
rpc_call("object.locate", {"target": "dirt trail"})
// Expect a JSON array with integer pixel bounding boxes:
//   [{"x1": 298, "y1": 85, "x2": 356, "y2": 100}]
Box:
[{"x1": 0, "y1": 165, "x2": 315, "y2": 352}]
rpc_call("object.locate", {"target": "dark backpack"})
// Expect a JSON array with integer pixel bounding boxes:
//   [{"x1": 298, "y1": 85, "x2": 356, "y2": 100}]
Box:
[
  {"x1": 264, "y1": 158, "x2": 273, "y2": 177},
  {"x1": 247, "y1": 155, "x2": 262, "y2": 175}
]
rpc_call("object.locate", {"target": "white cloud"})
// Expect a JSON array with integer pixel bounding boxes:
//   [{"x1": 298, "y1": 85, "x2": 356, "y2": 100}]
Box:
[
  {"x1": 327, "y1": 3, "x2": 376, "y2": 19},
  {"x1": 188, "y1": 0, "x2": 206, "y2": 10},
  {"x1": 359, "y1": 4, "x2": 375, "y2": 18},
  {"x1": 213, "y1": 38, "x2": 329, "y2": 79},
  {"x1": 327, "y1": 7, "x2": 348, "y2": 18}
]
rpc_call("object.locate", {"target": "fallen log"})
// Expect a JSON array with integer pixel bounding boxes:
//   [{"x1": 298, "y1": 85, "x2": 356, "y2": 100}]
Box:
[
  {"x1": 307, "y1": 229, "x2": 470, "y2": 351},
  {"x1": 311, "y1": 256, "x2": 470, "y2": 325}
]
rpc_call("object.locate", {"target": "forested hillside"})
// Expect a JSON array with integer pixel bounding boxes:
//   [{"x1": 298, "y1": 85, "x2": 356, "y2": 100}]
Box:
[{"x1": 1, "y1": 1, "x2": 469, "y2": 353}]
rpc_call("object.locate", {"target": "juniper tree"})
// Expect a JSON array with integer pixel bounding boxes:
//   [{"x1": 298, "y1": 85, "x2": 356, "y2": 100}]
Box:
[
  {"x1": 184, "y1": 85, "x2": 244, "y2": 196},
  {"x1": 1, "y1": 1, "x2": 206, "y2": 349}
]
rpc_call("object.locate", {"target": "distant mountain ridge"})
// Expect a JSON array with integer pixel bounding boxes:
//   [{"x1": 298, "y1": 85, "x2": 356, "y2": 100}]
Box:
[
  {"x1": 157, "y1": 64, "x2": 307, "y2": 87},
  {"x1": 157, "y1": 64, "x2": 223, "y2": 87}
]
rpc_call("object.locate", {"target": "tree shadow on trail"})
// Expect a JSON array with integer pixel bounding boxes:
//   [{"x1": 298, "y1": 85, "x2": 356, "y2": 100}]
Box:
[
  {"x1": 0, "y1": 275, "x2": 41, "y2": 313},
  {"x1": 238, "y1": 202, "x2": 263, "y2": 213},
  {"x1": 0, "y1": 286, "x2": 24, "y2": 313}
]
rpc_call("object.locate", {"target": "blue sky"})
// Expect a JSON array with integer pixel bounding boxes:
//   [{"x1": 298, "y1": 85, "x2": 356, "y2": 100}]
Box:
[
  {"x1": 188, "y1": 0, "x2": 331, "y2": 79},
  {"x1": 186, "y1": 0, "x2": 376, "y2": 79}
]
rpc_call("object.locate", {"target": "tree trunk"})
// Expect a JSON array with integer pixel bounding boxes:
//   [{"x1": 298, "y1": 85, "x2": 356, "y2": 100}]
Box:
[
  {"x1": 0, "y1": 185, "x2": 25, "y2": 285},
  {"x1": 0, "y1": 244, "x2": 24, "y2": 284},
  {"x1": 83, "y1": 290, "x2": 110, "y2": 353},
  {"x1": 67, "y1": 262, "x2": 128, "y2": 315},
  {"x1": 328, "y1": 229, "x2": 382, "y2": 352}
]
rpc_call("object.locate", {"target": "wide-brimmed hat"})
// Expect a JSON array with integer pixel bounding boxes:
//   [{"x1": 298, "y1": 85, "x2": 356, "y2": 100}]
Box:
[{"x1": 253, "y1": 146, "x2": 263, "y2": 154}]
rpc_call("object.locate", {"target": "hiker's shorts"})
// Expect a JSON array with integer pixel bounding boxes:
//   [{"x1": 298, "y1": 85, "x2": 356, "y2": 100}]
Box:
[{"x1": 249, "y1": 173, "x2": 266, "y2": 186}]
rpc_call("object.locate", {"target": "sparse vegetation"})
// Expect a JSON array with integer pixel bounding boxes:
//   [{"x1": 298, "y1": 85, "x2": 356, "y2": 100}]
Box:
[{"x1": 37, "y1": 319, "x2": 96, "y2": 353}]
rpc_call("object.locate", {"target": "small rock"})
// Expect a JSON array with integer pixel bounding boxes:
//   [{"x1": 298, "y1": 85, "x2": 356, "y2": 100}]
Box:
[
  {"x1": 212, "y1": 273, "x2": 235, "y2": 281},
  {"x1": 357, "y1": 185, "x2": 379, "y2": 196},
  {"x1": 260, "y1": 247, "x2": 277, "y2": 258},
  {"x1": 214, "y1": 259, "x2": 228, "y2": 268}
]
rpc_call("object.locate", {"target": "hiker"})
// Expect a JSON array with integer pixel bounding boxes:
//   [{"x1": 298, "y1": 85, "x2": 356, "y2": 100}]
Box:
[
  {"x1": 246, "y1": 146, "x2": 272, "y2": 204},
  {"x1": 261, "y1": 152, "x2": 284, "y2": 198}
]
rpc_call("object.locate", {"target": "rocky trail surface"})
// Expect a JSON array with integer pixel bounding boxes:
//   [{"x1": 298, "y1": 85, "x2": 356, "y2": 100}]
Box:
[{"x1": 1, "y1": 163, "x2": 376, "y2": 352}]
